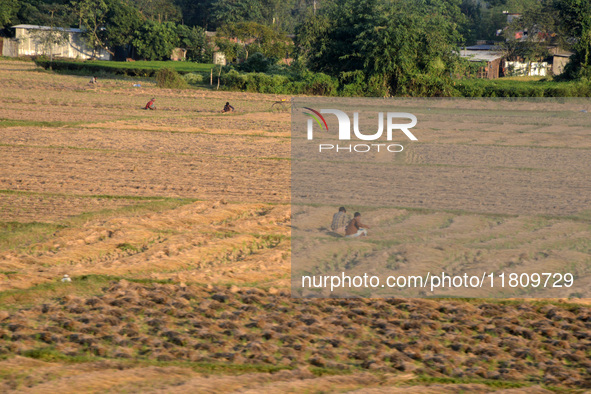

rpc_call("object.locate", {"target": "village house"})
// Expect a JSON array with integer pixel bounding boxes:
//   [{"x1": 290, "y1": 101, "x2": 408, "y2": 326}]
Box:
[
  {"x1": 1, "y1": 24, "x2": 111, "y2": 60},
  {"x1": 459, "y1": 45, "x2": 504, "y2": 79}
]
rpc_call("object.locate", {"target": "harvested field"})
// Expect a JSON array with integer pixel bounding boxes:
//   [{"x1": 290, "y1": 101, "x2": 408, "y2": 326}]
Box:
[
  {"x1": 0, "y1": 60, "x2": 589, "y2": 392},
  {"x1": 291, "y1": 98, "x2": 591, "y2": 298},
  {"x1": 0, "y1": 192, "x2": 147, "y2": 223},
  {"x1": 0, "y1": 280, "x2": 590, "y2": 391}
]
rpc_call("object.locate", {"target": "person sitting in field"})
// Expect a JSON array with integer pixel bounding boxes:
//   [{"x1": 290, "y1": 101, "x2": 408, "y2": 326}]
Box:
[
  {"x1": 222, "y1": 102, "x2": 235, "y2": 113},
  {"x1": 345, "y1": 212, "x2": 370, "y2": 238},
  {"x1": 331, "y1": 207, "x2": 350, "y2": 233},
  {"x1": 89, "y1": 76, "x2": 98, "y2": 85},
  {"x1": 145, "y1": 98, "x2": 156, "y2": 110}
]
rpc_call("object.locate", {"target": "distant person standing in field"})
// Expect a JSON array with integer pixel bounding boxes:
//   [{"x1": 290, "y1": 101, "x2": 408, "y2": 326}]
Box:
[
  {"x1": 331, "y1": 207, "x2": 350, "y2": 233},
  {"x1": 222, "y1": 102, "x2": 235, "y2": 113},
  {"x1": 145, "y1": 98, "x2": 156, "y2": 110},
  {"x1": 345, "y1": 212, "x2": 370, "y2": 238}
]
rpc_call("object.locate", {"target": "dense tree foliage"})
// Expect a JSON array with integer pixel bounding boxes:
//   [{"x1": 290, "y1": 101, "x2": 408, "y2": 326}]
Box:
[
  {"x1": 0, "y1": 0, "x2": 21, "y2": 27},
  {"x1": 297, "y1": 0, "x2": 465, "y2": 95},
  {"x1": 127, "y1": 0, "x2": 182, "y2": 23},
  {"x1": 176, "y1": 0, "x2": 313, "y2": 32},
  {"x1": 176, "y1": 24, "x2": 209, "y2": 62},
  {"x1": 554, "y1": 0, "x2": 591, "y2": 78},
  {"x1": 1, "y1": 0, "x2": 591, "y2": 87},
  {"x1": 132, "y1": 20, "x2": 179, "y2": 60},
  {"x1": 217, "y1": 22, "x2": 290, "y2": 61}
]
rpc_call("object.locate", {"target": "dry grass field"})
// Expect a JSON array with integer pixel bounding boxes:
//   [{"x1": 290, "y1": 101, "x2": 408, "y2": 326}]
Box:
[
  {"x1": 290, "y1": 98, "x2": 591, "y2": 299},
  {"x1": 0, "y1": 59, "x2": 589, "y2": 392}
]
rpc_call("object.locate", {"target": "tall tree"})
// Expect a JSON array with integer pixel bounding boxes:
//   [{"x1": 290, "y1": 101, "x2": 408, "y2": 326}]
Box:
[
  {"x1": 177, "y1": 24, "x2": 209, "y2": 62},
  {"x1": 176, "y1": 0, "x2": 215, "y2": 29},
  {"x1": 554, "y1": 0, "x2": 591, "y2": 78},
  {"x1": 218, "y1": 21, "x2": 290, "y2": 61},
  {"x1": 71, "y1": 0, "x2": 142, "y2": 56},
  {"x1": 132, "y1": 20, "x2": 178, "y2": 60},
  {"x1": 128, "y1": 0, "x2": 181, "y2": 23},
  {"x1": 101, "y1": 0, "x2": 143, "y2": 48},
  {"x1": 211, "y1": 0, "x2": 265, "y2": 27},
  {"x1": 28, "y1": 3, "x2": 71, "y2": 63},
  {"x1": 73, "y1": 0, "x2": 110, "y2": 56},
  {"x1": 297, "y1": 0, "x2": 464, "y2": 95}
]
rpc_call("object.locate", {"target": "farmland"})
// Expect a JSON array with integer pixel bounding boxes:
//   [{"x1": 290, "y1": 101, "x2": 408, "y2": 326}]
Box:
[{"x1": 0, "y1": 59, "x2": 590, "y2": 392}]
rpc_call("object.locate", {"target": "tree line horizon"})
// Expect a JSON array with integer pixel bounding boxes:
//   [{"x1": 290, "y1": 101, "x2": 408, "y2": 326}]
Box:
[{"x1": 1, "y1": 0, "x2": 590, "y2": 96}]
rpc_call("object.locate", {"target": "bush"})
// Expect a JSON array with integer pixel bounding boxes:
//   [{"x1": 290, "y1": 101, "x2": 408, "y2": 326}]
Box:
[
  {"x1": 155, "y1": 68, "x2": 187, "y2": 89},
  {"x1": 237, "y1": 53, "x2": 272, "y2": 73},
  {"x1": 183, "y1": 72, "x2": 204, "y2": 85},
  {"x1": 221, "y1": 63, "x2": 591, "y2": 97},
  {"x1": 301, "y1": 72, "x2": 339, "y2": 96},
  {"x1": 222, "y1": 69, "x2": 247, "y2": 90}
]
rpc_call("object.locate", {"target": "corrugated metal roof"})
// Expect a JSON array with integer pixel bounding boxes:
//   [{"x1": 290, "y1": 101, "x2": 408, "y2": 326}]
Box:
[
  {"x1": 12, "y1": 24, "x2": 83, "y2": 33},
  {"x1": 465, "y1": 44, "x2": 501, "y2": 51},
  {"x1": 459, "y1": 49, "x2": 503, "y2": 62}
]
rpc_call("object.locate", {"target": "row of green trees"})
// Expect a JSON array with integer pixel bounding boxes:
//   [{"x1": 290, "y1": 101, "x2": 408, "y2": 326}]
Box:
[
  {"x1": 3, "y1": 0, "x2": 591, "y2": 95},
  {"x1": 0, "y1": 0, "x2": 315, "y2": 34},
  {"x1": 0, "y1": 0, "x2": 293, "y2": 62},
  {"x1": 293, "y1": 0, "x2": 591, "y2": 95},
  {"x1": 64, "y1": 0, "x2": 209, "y2": 61}
]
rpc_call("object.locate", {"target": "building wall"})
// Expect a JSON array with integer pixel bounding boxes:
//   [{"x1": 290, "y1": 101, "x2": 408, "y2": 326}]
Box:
[
  {"x1": 552, "y1": 56, "x2": 570, "y2": 75},
  {"x1": 505, "y1": 61, "x2": 548, "y2": 76},
  {"x1": 12, "y1": 28, "x2": 110, "y2": 60},
  {"x1": 1, "y1": 38, "x2": 18, "y2": 57}
]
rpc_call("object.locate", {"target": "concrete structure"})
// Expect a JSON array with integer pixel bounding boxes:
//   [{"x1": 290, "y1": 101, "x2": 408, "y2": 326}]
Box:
[
  {"x1": 0, "y1": 38, "x2": 18, "y2": 57},
  {"x1": 551, "y1": 53, "x2": 571, "y2": 76},
  {"x1": 548, "y1": 48, "x2": 573, "y2": 76},
  {"x1": 4, "y1": 25, "x2": 110, "y2": 60},
  {"x1": 171, "y1": 48, "x2": 187, "y2": 61}
]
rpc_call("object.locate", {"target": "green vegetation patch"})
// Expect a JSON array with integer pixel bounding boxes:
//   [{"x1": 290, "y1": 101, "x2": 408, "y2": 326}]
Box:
[
  {"x1": 34, "y1": 59, "x2": 215, "y2": 78},
  {"x1": 0, "y1": 118, "x2": 73, "y2": 128},
  {"x1": 0, "y1": 222, "x2": 65, "y2": 251},
  {"x1": 455, "y1": 78, "x2": 591, "y2": 97}
]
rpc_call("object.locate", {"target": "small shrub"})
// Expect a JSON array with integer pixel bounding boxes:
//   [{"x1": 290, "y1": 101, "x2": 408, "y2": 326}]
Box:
[
  {"x1": 183, "y1": 72, "x2": 204, "y2": 85},
  {"x1": 155, "y1": 68, "x2": 187, "y2": 89}
]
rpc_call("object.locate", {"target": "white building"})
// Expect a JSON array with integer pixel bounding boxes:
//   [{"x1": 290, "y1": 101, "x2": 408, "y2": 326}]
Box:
[
  {"x1": 2, "y1": 24, "x2": 111, "y2": 60},
  {"x1": 504, "y1": 60, "x2": 549, "y2": 76}
]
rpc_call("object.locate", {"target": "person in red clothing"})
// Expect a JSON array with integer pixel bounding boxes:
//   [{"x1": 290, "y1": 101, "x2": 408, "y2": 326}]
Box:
[
  {"x1": 145, "y1": 98, "x2": 156, "y2": 110},
  {"x1": 345, "y1": 212, "x2": 370, "y2": 238}
]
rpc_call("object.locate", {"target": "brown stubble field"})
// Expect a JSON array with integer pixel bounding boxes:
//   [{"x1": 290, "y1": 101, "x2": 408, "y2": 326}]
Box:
[
  {"x1": 291, "y1": 98, "x2": 591, "y2": 299},
  {"x1": 0, "y1": 59, "x2": 590, "y2": 392}
]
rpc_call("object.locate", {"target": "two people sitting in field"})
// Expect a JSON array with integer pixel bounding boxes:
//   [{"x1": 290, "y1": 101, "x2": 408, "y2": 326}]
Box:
[
  {"x1": 145, "y1": 98, "x2": 156, "y2": 110},
  {"x1": 222, "y1": 102, "x2": 235, "y2": 113},
  {"x1": 143, "y1": 99, "x2": 232, "y2": 112},
  {"x1": 331, "y1": 207, "x2": 370, "y2": 237}
]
